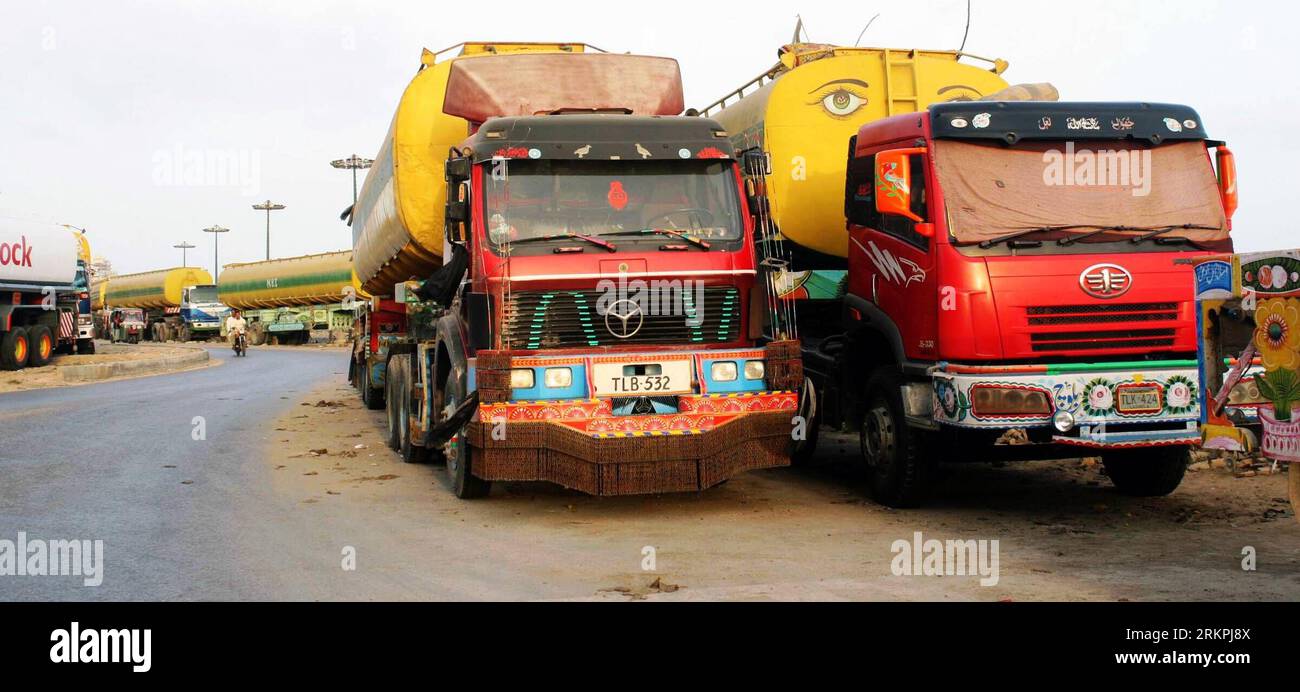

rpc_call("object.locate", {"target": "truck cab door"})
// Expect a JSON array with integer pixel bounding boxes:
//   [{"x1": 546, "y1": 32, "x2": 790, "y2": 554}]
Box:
[{"x1": 845, "y1": 147, "x2": 939, "y2": 362}]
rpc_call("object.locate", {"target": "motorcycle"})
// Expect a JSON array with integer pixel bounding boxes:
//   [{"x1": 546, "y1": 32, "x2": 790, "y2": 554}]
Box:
[{"x1": 233, "y1": 330, "x2": 249, "y2": 357}]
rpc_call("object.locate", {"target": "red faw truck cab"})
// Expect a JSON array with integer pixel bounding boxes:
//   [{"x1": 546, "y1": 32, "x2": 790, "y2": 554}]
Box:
[{"x1": 808, "y1": 102, "x2": 1237, "y2": 506}]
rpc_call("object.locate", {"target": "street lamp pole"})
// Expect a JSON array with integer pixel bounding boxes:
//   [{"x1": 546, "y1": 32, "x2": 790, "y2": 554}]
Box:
[
  {"x1": 174, "y1": 241, "x2": 196, "y2": 267},
  {"x1": 202, "y1": 225, "x2": 229, "y2": 278},
  {"x1": 252, "y1": 200, "x2": 286, "y2": 260},
  {"x1": 330, "y1": 155, "x2": 374, "y2": 210}
]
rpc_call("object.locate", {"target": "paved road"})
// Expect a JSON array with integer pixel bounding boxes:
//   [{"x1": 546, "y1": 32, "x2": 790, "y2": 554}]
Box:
[
  {"x1": 2, "y1": 345, "x2": 1297, "y2": 602},
  {"x1": 0, "y1": 346, "x2": 350, "y2": 600}
]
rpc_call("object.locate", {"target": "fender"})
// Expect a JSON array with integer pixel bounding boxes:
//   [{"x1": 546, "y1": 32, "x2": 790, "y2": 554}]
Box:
[{"x1": 435, "y1": 311, "x2": 470, "y2": 393}]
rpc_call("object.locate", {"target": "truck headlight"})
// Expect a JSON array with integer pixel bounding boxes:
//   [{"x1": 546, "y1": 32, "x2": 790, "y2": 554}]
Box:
[
  {"x1": 970, "y1": 385, "x2": 1051, "y2": 417},
  {"x1": 510, "y1": 369, "x2": 535, "y2": 389},
  {"x1": 543, "y1": 367, "x2": 573, "y2": 388},
  {"x1": 743, "y1": 361, "x2": 765, "y2": 380},
  {"x1": 1052, "y1": 410, "x2": 1077, "y2": 433},
  {"x1": 711, "y1": 361, "x2": 738, "y2": 382}
]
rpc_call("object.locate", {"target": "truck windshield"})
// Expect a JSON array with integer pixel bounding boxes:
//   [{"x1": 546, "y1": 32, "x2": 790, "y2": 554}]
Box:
[
  {"x1": 933, "y1": 139, "x2": 1229, "y2": 251},
  {"x1": 483, "y1": 160, "x2": 743, "y2": 253},
  {"x1": 189, "y1": 285, "x2": 219, "y2": 303}
]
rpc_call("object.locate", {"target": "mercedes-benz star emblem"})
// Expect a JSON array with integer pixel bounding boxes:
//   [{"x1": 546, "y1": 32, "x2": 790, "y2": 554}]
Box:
[{"x1": 605, "y1": 300, "x2": 644, "y2": 339}]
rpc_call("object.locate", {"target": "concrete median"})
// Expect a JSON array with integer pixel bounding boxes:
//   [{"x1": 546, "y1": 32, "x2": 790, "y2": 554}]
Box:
[{"x1": 59, "y1": 344, "x2": 211, "y2": 383}]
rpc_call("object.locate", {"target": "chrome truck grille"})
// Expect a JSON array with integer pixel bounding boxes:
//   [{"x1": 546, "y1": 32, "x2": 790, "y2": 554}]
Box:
[
  {"x1": 502, "y1": 287, "x2": 742, "y2": 350},
  {"x1": 1026, "y1": 302, "x2": 1180, "y2": 353}
]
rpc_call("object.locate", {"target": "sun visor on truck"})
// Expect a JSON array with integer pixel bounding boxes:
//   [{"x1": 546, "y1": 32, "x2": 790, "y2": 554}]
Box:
[{"x1": 443, "y1": 53, "x2": 685, "y2": 122}]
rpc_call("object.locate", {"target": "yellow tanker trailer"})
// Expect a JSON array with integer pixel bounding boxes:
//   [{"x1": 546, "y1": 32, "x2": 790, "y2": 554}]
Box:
[
  {"x1": 351, "y1": 42, "x2": 608, "y2": 296},
  {"x1": 103, "y1": 267, "x2": 226, "y2": 342},
  {"x1": 218, "y1": 250, "x2": 365, "y2": 345},
  {"x1": 704, "y1": 42, "x2": 1053, "y2": 295}
]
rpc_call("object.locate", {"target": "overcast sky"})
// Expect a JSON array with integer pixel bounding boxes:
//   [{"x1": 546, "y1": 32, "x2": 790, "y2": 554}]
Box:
[{"x1": 1, "y1": 0, "x2": 1294, "y2": 274}]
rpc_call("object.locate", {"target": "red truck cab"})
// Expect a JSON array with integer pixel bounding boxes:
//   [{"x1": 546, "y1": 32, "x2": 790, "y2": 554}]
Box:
[{"x1": 829, "y1": 102, "x2": 1236, "y2": 505}]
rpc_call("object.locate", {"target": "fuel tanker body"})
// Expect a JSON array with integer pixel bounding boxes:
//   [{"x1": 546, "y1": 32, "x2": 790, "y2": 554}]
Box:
[
  {"x1": 349, "y1": 43, "x2": 803, "y2": 499},
  {"x1": 218, "y1": 250, "x2": 365, "y2": 345},
  {"x1": 352, "y1": 42, "x2": 694, "y2": 296},
  {"x1": 0, "y1": 221, "x2": 94, "y2": 369},
  {"x1": 104, "y1": 267, "x2": 227, "y2": 342},
  {"x1": 704, "y1": 42, "x2": 1054, "y2": 273}
]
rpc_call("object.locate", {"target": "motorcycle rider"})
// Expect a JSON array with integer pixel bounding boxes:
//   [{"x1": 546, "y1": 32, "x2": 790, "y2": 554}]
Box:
[{"x1": 225, "y1": 309, "x2": 248, "y2": 352}]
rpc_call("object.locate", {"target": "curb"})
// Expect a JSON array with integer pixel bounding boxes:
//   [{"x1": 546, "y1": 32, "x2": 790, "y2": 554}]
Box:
[{"x1": 59, "y1": 347, "x2": 211, "y2": 383}]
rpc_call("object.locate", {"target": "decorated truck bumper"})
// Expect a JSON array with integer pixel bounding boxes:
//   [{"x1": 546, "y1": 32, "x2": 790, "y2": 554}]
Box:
[
  {"x1": 930, "y1": 360, "x2": 1202, "y2": 449},
  {"x1": 461, "y1": 345, "x2": 803, "y2": 496}
]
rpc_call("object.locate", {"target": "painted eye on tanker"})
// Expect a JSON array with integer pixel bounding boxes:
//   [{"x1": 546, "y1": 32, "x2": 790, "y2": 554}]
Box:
[{"x1": 816, "y1": 88, "x2": 867, "y2": 118}]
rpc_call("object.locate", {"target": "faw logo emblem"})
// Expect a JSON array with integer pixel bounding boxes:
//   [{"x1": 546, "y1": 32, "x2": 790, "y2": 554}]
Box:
[
  {"x1": 1079, "y1": 263, "x2": 1132, "y2": 299},
  {"x1": 0, "y1": 235, "x2": 34, "y2": 267}
]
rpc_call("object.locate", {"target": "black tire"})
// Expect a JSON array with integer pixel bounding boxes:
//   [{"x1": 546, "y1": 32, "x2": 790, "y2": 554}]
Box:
[
  {"x1": 76, "y1": 338, "x2": 95, "y2": 355},
  {"x1": 394, "y1": 356, "x2": 430, "y2": 464},
  {"x1": 859, "y1": 368, "x2": 934, "y2": 508},
  {"x1": 362, "y1": 361, "x2": 385, "y2": 411},
  {"x1": 179, "y1": 326, "x2": 191, "y2": 342},
  {"x1": 790, "y1": 377, "x2": 820, "y2": 466},
  {"x1": 27, "y1": 325, "x2": 54, "y2": 368},
  {"x1": 1, "y1": 327, "x2": 30, "y2": 371},
  {"x1": 1102, "y1": 446, "x2": 1189, "y2": 497},
  {"x1": 444, "y1": 376, "x2": 491, "y2": 499},
  {"x1": 384, "y1": 358, "x2": 403, "y2": 451}
]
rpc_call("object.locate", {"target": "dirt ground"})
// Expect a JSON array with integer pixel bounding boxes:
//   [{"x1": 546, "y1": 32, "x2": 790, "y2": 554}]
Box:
[
  {"x1": 263, "y1": 379, "x2": 1300, "y2": 602},
  {"x1": 0, "y1": 342, "x2": 213, "y2": 393}
]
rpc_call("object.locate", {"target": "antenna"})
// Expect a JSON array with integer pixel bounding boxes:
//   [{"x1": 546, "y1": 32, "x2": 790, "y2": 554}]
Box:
[
  {"x1": 793, "y1": 15, "x2": 811, "y2": 43},
  {"x1": 854, "y1": 14, "x2": 881, "y2": 47},
  {"x1": 959, "y1": 0, "x2": 972, "y2": 52}
]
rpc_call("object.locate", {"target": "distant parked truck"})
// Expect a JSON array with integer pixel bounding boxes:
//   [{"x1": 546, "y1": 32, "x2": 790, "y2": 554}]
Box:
[
  {"x1": 1, "y1": 221, "x2": 95, "y2": 370},
  {"x1": 103, "y1": 267, "x2": 227, "y2": 342},
  {"x1": 218, "y1": 250, "x2": 365, "y2": 345}
]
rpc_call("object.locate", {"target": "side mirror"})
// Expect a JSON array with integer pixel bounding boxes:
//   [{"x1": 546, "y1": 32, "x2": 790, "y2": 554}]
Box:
[
  {"x1": 445, "y1": 156, "x2": 472, "y2": 183},
  {"x1": 1216, "y1": 146, "x2": 1238, "y2": 221},
  {"x1": 742, "y1": 150, "x2": 772, "y2": 177},
  {"x1": 914, "y1": 222, "x2": 936, "y2": 239},
  {"x1": 875, "y1": 148, "x2": 926, "y2": 223},
  {"x1": 445, "y1": 180, "x2": 471, "y2": 242}
]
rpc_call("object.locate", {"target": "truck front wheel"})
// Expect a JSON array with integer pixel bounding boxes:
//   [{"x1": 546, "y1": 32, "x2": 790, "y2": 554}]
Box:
[
  {"x1": 860, "y1": 369, "x2": 934, "y2": 508},
  {"x1": 443, "y1": 376, "x2": 491, "y2": 499},
  {"x1": 790, "y1": 377, "x2": 820, "y2": 466},
  {"x1": 1, "y1": 328, "x2": 30, "y2": 371},
  {"x1": 1102, "y1": 446, "x2": 1189, "y2": 497}
]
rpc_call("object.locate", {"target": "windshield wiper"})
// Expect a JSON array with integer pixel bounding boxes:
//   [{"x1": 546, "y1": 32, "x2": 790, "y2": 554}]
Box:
[
  {"x1": 1129, "y1": 224, "x2": 1222, "y2": 245},
  {"x1": 496, "y1": 232, "x2": 618, "y2": 253},
  {"x1": 601, "y1": 228, "x2": 713, "y2": 251},
  {"x1": 980, "y1": 225, "x2": 1092, "y2": 249},
  {"x1": 1056, "y1": 225, "x2": 1148, "y2": 246}
]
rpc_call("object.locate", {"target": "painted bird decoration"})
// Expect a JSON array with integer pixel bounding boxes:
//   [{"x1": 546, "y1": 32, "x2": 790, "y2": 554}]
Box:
[
  {"x1": 635, "y1": 143, "x2": 652, "y2": 159},
  {"x1": 574, "y1": 144, "x2": 592, "y2": 159}
]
